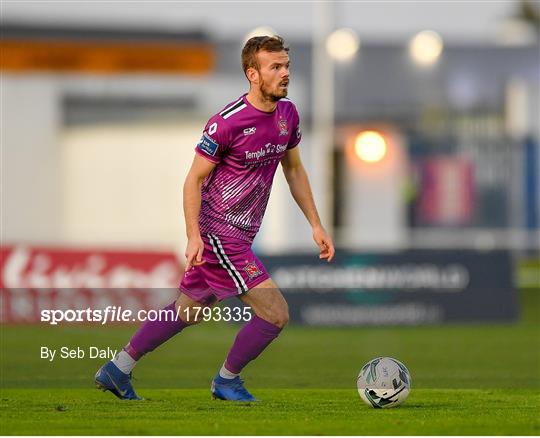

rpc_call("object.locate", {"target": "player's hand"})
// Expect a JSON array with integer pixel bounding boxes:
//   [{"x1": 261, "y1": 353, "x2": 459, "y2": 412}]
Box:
[
  {"x1": 312, "y1": 225, "x2": 335, "y2": 263},
  {"x1": 185, "y1": 235, "x2": 205, "y2": 271}
]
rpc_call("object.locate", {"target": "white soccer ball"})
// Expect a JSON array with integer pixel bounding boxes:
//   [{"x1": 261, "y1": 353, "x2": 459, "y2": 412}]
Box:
[{"x1": 357, "y1": 357, "x2": 412, "y2": 408}]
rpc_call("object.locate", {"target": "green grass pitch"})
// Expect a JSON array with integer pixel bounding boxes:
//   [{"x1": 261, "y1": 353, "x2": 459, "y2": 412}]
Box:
[{"x1": 1, "y1": 290, "x2": 539, "y2": 435}]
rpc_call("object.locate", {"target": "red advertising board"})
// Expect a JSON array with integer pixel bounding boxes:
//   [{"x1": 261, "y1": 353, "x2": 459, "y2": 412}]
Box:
[{"x1": 0, "y1": 246, "x2": 183, "y2": 323}]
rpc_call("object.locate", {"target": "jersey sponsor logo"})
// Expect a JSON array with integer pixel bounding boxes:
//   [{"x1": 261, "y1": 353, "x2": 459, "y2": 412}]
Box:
[
  {"x1": 243, "y1": 262, "x2": 262, "y2": 280},
  {"x1": 244, "y1": 143, "x2": 287, "y2": 161},
  {"x1": 243, "y1": 127, "x2": 256, "y2": 136},
  {"x1": 278, "y1": 118, "x2": 288, "y2": 136},
  {"x1": 197, "y1": 133, "x2": 219, "y2": 156}
]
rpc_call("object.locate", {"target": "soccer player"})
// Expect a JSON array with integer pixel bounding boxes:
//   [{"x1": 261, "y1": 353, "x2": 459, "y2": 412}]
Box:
[{"x1": 95, "y1": 35, "x2": 335, "y2": 401}]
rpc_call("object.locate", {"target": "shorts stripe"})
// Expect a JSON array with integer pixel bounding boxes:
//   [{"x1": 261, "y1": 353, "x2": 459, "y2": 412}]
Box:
[
  {"x1": 211, "y1": 234, "x2": 248, "y2": 293},
  {"x1": 212, "y1": 234, "x2": 249, "y2": 293},
  {"x1": 208, "y1": 234, "x2": 248, "y2": 294},
  {"x1": 207, "y1": 234, "x2": 241, "y2": 293}
]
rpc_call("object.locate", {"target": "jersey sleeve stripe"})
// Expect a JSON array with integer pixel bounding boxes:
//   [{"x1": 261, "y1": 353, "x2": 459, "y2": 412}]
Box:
[
  {"x1": 222, "y1": 103, "x2": 247, "y2": 119},
  {"x1": 219, "y1": 98, "x2": 243, "y2": 117}
]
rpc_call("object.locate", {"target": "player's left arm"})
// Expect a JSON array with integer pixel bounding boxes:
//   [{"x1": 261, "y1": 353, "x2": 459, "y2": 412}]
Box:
[{"x1": 281, "y1": 147, "x2": 335, "y2": 262}]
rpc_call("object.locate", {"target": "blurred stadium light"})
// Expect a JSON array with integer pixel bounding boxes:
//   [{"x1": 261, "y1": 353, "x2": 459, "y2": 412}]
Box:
[
  {"x1": 325, "y1": 28, "x2": 360, "y2": 62},
  {"x1": 353, "y1": 130, "x2": 387, "y2": 163},
  {"x1": 244, "y1": 26, "x2": 277, "y2": 42},
  {"x1": 408, "y1": 30, "x2": 444, "y2": 67}
]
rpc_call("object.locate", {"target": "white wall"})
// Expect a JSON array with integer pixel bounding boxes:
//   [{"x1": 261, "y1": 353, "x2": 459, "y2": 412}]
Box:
[
  {"x1": 61, "y1": 121, "x2": 200, "y2": 252},
  {"x1": 1, "y1": 75, "x2": 204, "y2": 253},
  {"x1": 1, "y1": 75, "x2": 63, "y2": 244}
]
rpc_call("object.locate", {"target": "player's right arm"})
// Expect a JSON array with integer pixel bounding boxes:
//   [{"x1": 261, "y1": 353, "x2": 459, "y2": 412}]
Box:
[
  {"x1": 183, "y1": 114, "x2": 231, "y2": 270},
  {"x1": 183, "y1": 154, "x2": 216, "y2": 270}
]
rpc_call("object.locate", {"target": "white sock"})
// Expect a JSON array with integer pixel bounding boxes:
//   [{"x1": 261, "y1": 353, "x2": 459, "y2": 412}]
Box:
[
  {"x1": 219, "y1": 363, "x2": 239, "y2": 380},
  {"x1": 111, "y1": 350, "x2": 137, "y2": 374}
]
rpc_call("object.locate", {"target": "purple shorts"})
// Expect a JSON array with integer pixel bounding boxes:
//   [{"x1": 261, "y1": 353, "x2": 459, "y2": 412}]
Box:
[{"x1": 179, "y1": 233, "x2": 269, "y2": 303}]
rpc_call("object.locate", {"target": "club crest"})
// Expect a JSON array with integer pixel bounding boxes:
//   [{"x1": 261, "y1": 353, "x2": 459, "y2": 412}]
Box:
[
  {"x1": 278, "y1": 119, "x2": 288, "y2": 136},
  {"x1": 244, "y1": 262, "x2": 262, "y2": 280}
]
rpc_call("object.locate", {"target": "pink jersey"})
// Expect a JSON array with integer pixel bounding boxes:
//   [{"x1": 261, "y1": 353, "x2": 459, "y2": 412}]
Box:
[{"x1": 195, "y1": 94, "x2": 302, "y2": 243}]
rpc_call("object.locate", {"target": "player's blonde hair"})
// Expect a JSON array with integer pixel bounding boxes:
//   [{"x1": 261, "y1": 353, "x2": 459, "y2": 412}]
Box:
[{"x1": 241, "y1": 35, "x2": 289, "y2": 76}]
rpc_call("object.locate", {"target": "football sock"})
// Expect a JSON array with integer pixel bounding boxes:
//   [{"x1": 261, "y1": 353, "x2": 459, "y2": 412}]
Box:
[
  {"x1": 219, "y1": 363, "x2": 239, "y2": 379},
  {"x1": 224, "y1": 315, "x2": 282, "y2": 374},
  {"x1": 111, "y1": 349, "x2": 137, "y2": 374},
  {"x1": 123, "y1": 301, "x2": 188, "y2": 363}
]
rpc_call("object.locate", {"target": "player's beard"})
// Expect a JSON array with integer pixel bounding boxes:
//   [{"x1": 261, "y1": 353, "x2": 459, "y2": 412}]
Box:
[{"x1": 259, "y1": 76, "x2": 288, "y2": 102}]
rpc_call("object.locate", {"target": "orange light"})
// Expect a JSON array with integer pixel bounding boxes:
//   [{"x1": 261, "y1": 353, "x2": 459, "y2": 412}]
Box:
[{"x1": 354, "y1": 131, "x2": 387, "y2": 163}]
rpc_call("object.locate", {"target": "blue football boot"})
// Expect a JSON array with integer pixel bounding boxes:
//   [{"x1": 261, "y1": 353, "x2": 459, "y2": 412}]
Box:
[
  {"x1": 95, "y1": 361, "x2": 142, "y2": 400},
  {"x1": 211, "y1": 375, "x2": 257, "y2": 402}
]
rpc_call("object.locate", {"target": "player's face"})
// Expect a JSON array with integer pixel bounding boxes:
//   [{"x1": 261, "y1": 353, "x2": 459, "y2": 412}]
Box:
[{"x1": 254, "y1": 50, "x2": 290, "y2": 101}]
